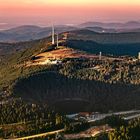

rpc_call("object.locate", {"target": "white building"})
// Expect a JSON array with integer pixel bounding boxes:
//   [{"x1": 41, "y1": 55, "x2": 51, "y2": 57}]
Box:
[{"x1": 41, "y1": 59, "x2": 62, "y2": 65}]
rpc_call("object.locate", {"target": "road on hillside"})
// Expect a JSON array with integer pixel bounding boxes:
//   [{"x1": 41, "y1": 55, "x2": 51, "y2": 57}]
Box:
[
  {"x1": 87, "y1": 110, "x2": 140, "y2": 123},
  {"x1": 6, "y1": 129, "x2": 65, "y2": 140},
  {"x1": 124, "y1": 113, "x2": 140, "y2": 120}
]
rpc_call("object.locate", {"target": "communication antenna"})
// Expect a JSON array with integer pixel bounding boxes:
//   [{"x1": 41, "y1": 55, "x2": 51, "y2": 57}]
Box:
[
  {"x1": 99, "y1": 52, "x2": 102, "y2": 60},
  {"x1": 57, "y1": 33, "x2": 59, "y2": 48},
  {"x1": 52, "y1": 24, "x2": 55, "y2": 45},
  {"x1": 138, "y1": 52, "x2": 140, "y2": 60}
]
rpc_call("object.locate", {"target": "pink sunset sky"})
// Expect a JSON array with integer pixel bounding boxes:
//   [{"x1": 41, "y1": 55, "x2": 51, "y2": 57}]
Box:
[{"x1": 0, "y1": 0, "x2": 140, "y2": 29}]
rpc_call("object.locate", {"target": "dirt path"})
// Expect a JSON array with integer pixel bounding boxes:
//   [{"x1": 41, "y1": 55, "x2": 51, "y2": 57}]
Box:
[{"x1": 7, "y1": 129, "x2": 65, "y2": 140}]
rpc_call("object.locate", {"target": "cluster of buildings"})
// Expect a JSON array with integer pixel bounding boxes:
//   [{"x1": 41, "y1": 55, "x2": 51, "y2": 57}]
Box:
[
  {"x1": 66, "y1": 110, "x2": 140, "y2": 123},
  {"x1": 40, "y1": 59, "x2": 62, "y2": 65},
  {"x1": 66, "y1": 112, "x2": 102, "y2": 122}
]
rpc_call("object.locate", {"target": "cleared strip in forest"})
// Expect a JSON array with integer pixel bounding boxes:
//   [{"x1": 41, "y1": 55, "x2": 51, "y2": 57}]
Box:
[{"x1": 7, "y1": 129, "x2": 65, "y2": 140}]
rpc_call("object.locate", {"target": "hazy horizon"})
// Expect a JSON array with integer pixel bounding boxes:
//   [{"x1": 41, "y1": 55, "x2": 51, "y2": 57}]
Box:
[{"x1": 0, "y1": 0, "x2": 140, "y2": 29}]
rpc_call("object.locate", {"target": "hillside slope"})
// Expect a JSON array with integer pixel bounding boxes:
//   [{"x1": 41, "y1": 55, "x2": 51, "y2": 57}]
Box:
[
  {"x1": 0, "y1": 25, "x2": 77, "y2": 42},
  {"x1": 68, "y1": 29, "x2": 140, "y2": 44},
  {"x1": 67, "y1": 29, "x2": 140, "y2": 56},
  {"x1": 12, "y1": 72, "x2": 140, "y2": 113},
  {"x1": 79, "y1": 21, "x2": 140, "y2": 29},
  {"x1": 0, "y1": 34, "x2": 140, "y2": 113}
]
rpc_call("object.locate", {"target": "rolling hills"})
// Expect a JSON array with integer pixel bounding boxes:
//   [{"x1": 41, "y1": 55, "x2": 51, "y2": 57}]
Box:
[
  {"x1": 67, "y1": 40, "x2": 140, "y2": 56},
  {"x1": 79, "y1": 21, "x2": 140, "y2": 29},
  {"x1": 0, "y1": 37, "x2": 140, "y2": 139},
  {"x1": 66, "y1": 29, "x2": 140, "y2": 56},
  {"x1": 0, "y1": 25, "x2": 77, "y2": 42},
  {"x1": 1, "y1": 29, "x2": 140, "y2": 57},
  {"x1": 68, "y1": 29, "x2": 140, "y2": 44},
  {"x1": 1, "y1": 21, "x2": 140, "y2": 43},
  {"x1": 0, "y1": 30, "x2": 140, "y2": 114}
]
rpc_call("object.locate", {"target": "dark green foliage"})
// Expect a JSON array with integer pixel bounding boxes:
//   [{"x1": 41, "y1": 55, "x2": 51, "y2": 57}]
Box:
[
  {"x1": 105, "y1": 116, "x2": 127, "y2": 128},
  {"x1": 0, "y1": 31, "x2": 140, "y2": 139},
  {"x1": 0, "y1": 38, "x2": 55, "y2": 91},
  {"x1": 12, "y1": 72, "x2": 140, "y2": 113},
  {"x1": 68, "y1": 30, "x2": 140, "y2": 44},
  {"x1": 109, "y1": 118, "x2": 140, "y2": 140},
  {"x1": 67, "y1": 40, "x2": 140, "y2": 56},
  {"x1": 0, "y1": 99, "x2": 64, "y2": 138},
  {"x1": 60, "y1": 59, "x2": 140, "y2": 85},
  {"x1": 65, "y1": 121, "x2": 90, "y2": 134}
]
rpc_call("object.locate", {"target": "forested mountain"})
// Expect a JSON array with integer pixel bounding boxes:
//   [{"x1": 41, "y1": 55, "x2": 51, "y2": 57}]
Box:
[
  {"x1": 68, "y1": 29, "x2": 140, "y2": 44},
  {"x1": 12, "y1": 72, "x2": 140, "y2": 113},
  {"x1": 66, "y1": 29, "x2": 140, "y2": 56},
  {"x1": 1, "y1": 29, "x2": 140, "y2": 57},
  {"x1": 79, "y1": 21, "x2": 140, "y2": 29},
  {"x1": 67, "y1": 40, "x2": 140, "y2": 56},
  {"x1": 0, "y1": 35, "x2": 139, "y2": 113},
  {"x1": 1, "y1": 21, "x2": 140, "y2": 43},
  {"x1": 0, "y1": 42, "x2": 35, "y2": 56},
  {"x1": 0, "y1": 25, "x2": 77, "y2": 42},
  {"x1": 0, "y1": 30, "x2": 140, "y2": 139}
]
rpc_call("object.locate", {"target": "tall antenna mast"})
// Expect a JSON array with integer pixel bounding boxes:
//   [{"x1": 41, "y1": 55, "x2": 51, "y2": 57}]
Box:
[
  {"x1": 57, "y1": 33, "x2": 59, "y2": 48},
  {"x1": 52, "y1": 24, "x2": 55, "y2": 45},
  {"x1": 99, "y1": 52, "x2": 102, "y2": 60}
]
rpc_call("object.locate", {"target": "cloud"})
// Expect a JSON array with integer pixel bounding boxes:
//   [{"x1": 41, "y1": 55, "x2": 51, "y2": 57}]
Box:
[{"x1": 0, "y1": 23, "x2": 8, "y2": 25}]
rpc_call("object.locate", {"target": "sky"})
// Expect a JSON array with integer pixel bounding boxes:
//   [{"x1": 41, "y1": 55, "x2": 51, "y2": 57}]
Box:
[{"x1": 0, "y1": 0, "x2": 140, "y2": 29}]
